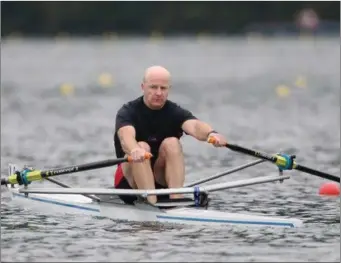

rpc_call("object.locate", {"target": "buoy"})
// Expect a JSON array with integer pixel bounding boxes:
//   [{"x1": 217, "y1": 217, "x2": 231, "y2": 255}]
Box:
[
  {"x1": 319, "y1": 182, "x2": 340, "y2": 196},
  {"x1": 98, "y1": 73, "x2": 113, "y2": 88},
  {"x1": 276, "y1": 85, "x2": 290, "y2": 98},
  {"x1": 59, "y1": 83, "x2": 75, "y2": 96},
  {"x1": 295, "y1": 75, "x2": 307, "y2": 88}
]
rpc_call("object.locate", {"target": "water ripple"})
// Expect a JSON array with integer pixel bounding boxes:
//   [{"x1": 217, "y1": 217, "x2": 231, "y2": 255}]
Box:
[{"x1": 1, "y1": 38, "x2": 340, "y2": 262}]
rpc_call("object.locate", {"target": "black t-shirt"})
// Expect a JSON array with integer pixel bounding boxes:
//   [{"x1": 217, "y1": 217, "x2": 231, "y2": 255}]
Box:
[{"x1": 114, "y1": 96, "x2": 197, "y2": 158}]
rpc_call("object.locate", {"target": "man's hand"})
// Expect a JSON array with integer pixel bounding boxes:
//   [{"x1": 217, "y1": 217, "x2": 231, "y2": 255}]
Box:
[
  {"x1": 130, "y1": 147, "x2": 149, "y2": 162},
  {"x1": 207, "y1": 132, "x2": 227, "y2": 147}
]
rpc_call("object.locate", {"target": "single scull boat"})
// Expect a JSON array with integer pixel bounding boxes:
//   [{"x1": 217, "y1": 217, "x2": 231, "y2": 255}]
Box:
[{"x1": 2, "y1": 141, "x2": 338, "y2": 228}]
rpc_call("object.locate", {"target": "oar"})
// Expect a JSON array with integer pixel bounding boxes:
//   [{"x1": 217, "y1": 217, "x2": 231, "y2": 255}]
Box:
[
  {"x1": 208, "y1": 137, "x2": 340, "y2": 183},
  {"x1": 1, "y1": 153, "x2": 152, "y2": 186}
]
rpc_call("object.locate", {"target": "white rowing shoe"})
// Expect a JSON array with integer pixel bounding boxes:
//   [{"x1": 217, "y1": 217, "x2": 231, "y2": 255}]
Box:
[{"x1": 2, "y1": 162, "x2": 303, "y2": 228}]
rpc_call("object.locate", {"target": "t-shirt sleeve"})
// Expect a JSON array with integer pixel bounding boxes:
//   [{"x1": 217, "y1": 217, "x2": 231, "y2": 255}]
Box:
[
  {"x1": 115, "y1": 105, "x2": 134, "y2": 132},
  {"x1": 173, "y1": 104, "x2": 197, "y2": 128}
]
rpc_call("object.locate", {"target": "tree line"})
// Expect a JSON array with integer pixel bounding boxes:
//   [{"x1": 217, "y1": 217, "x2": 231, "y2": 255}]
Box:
[{"x1": 2, "y1": 1, "x2": 339, "y2": 36}]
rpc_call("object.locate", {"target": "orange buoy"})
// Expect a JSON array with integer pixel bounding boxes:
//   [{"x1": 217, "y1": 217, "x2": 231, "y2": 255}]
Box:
[{"x1": 319, "y1": 182, "x2": 340, "y2": 196}]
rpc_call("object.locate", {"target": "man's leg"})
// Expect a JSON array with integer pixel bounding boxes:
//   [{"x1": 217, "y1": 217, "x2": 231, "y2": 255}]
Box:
[
  {"x1": 153, "y1": 137, "x2": 185, "y2": 199},
  {"x1": 121, "y1": 141, "x2": 157, "y2": 204}
]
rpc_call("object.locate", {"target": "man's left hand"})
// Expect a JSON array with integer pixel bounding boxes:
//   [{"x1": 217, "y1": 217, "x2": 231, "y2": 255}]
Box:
[{"x1": 208, "y1": 132, "x2": 227, "y2": 147}]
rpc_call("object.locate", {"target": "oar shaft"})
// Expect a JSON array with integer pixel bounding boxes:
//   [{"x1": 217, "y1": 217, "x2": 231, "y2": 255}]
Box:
[
  {"x1": 1, "y1": 157, "x2": 127, "y2": 185},
  {"x1": 224, "y1": 143, "x2": 340, "y2": 183},
  {"x1": 2, "y1": 153, "x2": 152, "y2": 185},
  {"x1": 40, "y1": 157, "x2": 129, "y2": 177},
  {"x1": 208, "y1": 137, "x2": 339, "y2": 183},
  {"x1": 226, "y1": 144, "x2": 277, "y2": 163},
  {"x1": 295, "y1": 164, "x2": 339, "y2": 182}
]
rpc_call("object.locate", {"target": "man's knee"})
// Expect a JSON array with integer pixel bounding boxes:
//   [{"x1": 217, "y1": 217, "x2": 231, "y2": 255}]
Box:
[
  {"x1": 123, "y1": 142, "x2": 151, "y2": 170},
  {"x1": 137, "y1": 141, "x2": 151, "y2": 152},
  {"x1": 159, "y1": 137, "x2": 182, "y2": 155}
]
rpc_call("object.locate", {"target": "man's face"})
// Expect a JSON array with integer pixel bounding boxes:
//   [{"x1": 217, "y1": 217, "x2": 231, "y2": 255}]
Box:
[{"x1": 142, "y1": 76, "x2": 170, "y2": 109}]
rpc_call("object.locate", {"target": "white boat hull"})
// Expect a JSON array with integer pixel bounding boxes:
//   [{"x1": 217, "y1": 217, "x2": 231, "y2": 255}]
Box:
[{"x1": 4, "y1": 185, "x2": 303, "y2": 228}]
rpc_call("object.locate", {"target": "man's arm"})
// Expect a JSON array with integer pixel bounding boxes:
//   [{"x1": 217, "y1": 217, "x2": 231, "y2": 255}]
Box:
[
  {"x1": 174, "y1": 104, "x2": 227, "y2": 146},
  {"x1": 172, "y1": 104, "x2": 215, "y2": 141},
  {"x1": 117, "y1": 126, "x2": 140, "y2": 155},
  {"x1": 115, "y1": 106, "x2": 139, "y2": 155},
  {"x1": 181, "y1": 119, "x2": 215, "y2": 141}
]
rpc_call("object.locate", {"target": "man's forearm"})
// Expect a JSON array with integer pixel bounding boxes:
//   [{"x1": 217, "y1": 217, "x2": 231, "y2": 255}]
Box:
[
  {"x1": 118, "y1": 129, "x2": 140, "y2": 155},
  {"x1": 121, "y1": 137, "x2": 140, "y2": 155},
  {"x1": 194, "y1": 120, "x2": 215, "y2": 141}
]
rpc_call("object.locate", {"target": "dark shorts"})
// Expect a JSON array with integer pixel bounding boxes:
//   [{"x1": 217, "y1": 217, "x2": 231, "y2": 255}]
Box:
[{"x1": 114, "y1": 163, "x2": 168, "y2": 205}]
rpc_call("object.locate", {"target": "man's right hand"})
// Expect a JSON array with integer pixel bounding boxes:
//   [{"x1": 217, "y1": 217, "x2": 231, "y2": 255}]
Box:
[{"x1": 130, "y1": 147, "x2": 149, "y2": 162}]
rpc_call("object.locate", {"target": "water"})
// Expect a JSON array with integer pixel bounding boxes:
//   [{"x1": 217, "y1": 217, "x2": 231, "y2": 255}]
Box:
[{"x1": 1, "y1": 36, "x2": 340, "y2": 262}]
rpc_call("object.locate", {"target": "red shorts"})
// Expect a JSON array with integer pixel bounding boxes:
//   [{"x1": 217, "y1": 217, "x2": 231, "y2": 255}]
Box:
[
  {"x1": 113, "y1": 163, "x2": 168, "y2": 204},
  {"x1": 114, "y1": 164, "x2": 124, "y2": 187},
  {"x1": 113, "y1": 162, "x2": 165, "y2": 189},
  {"x1": 114, "y1": 157, "x2": 157, "y2": 187}
]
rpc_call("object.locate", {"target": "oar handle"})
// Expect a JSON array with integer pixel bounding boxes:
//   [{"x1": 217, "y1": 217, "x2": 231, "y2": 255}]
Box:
[
  {"x1": 127, "y1": 152, "x2": 152, "y2": 162},
  {"x1": 1, "y1": 152, "x2": 152, "y2": 185},
  {"x1": 207, "y1": 137, "x2": 340, "y2": 183}
]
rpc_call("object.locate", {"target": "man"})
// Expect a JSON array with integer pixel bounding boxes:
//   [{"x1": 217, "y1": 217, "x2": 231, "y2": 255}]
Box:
[{"x1": 113, "y1": 65, "x2": 227, "y2": 205}]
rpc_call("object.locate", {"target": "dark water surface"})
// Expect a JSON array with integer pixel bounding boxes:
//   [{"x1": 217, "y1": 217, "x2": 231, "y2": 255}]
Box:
[{"x1": 1, "y1": 37, "x2": 340, "y2": 262}]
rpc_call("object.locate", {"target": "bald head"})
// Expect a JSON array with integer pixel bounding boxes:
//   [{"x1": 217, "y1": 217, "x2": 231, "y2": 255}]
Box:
[
  {"x1": 141, "y1": 65, "x2": 171, "y2": 109},
  {"x1": 143, "y1": 65, "x2": 171, "y2": 84}
]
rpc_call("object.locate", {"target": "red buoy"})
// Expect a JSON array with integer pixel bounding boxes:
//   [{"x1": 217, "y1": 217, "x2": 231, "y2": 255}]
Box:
[{"x1": 319, "y1": 182, "x2": 340, "y2": 196}]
